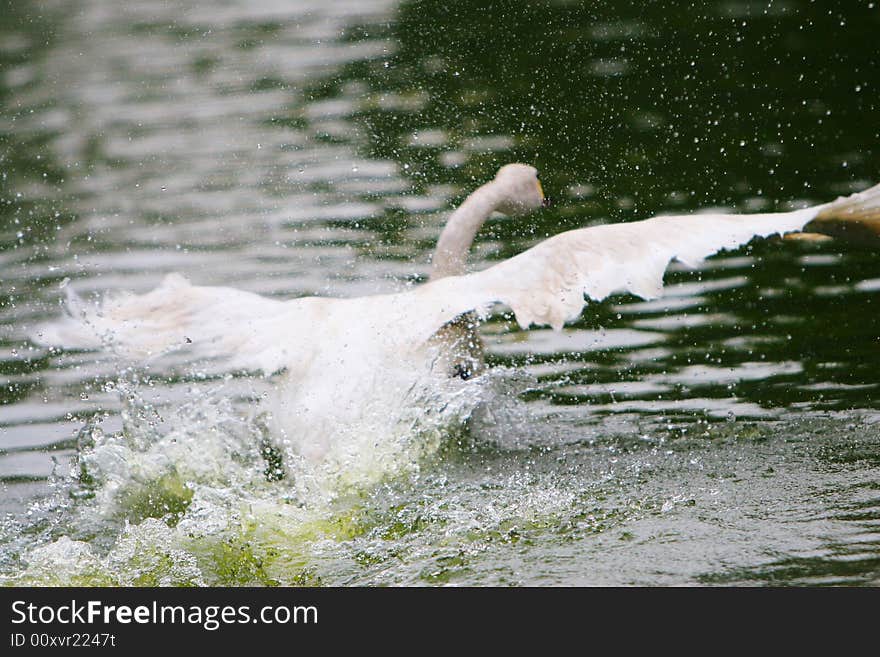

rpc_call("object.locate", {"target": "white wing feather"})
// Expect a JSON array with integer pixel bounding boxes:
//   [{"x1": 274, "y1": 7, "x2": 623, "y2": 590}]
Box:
[
  {"x1": 34, "y1": 273, "x2": 329, "y2": 375},
  {"x1": 457, "y1": 208, "x2": 819, "y2": 330},
  {"x1": 392, "y1": 205, "x2": 827, "y2": 341}
]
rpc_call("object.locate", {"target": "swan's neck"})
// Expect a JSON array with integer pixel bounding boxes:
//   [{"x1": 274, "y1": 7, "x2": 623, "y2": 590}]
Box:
[{"x1": 430, "y1": 182, "x2": 501, "y2": 279}]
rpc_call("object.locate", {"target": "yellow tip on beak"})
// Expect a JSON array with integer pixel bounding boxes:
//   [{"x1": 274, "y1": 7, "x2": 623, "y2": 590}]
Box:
[{"x1": 537, "y1": 179, "x2": 552, "y2": 208}]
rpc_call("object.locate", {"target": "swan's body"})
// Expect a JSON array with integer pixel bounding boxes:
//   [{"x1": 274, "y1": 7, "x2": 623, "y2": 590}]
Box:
[{"x1": 34, "y1": 166, "x2": 880, "y2": 463}]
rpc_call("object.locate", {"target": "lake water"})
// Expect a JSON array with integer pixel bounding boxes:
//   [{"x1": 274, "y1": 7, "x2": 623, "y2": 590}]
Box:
[{"x1": 1, "y1": 0, "x2": 878, "y2": 585}]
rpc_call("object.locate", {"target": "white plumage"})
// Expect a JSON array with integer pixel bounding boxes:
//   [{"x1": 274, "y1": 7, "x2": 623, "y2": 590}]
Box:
[
  {"x1": 36, "y1": 170, "x2": 880, "y2": 375},
  {"x1": 33, "y1": 166, "x2": 880, "y2": 463}
]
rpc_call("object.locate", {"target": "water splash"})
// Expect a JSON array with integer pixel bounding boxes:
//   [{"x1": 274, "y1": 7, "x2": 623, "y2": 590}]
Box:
[{"x1": 1, "y1": 362, "x2": 537, "y2": 586}]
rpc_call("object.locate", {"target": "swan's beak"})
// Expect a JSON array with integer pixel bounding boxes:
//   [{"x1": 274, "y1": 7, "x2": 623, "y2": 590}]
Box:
[{"x1": 537, "y1": 179, "x2": 551, "y2": 208}]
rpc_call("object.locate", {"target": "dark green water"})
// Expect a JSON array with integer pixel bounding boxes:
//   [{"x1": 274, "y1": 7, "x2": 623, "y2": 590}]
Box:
[{"x1": 0, "y1": 0, "x2": 878, "y2": 585}]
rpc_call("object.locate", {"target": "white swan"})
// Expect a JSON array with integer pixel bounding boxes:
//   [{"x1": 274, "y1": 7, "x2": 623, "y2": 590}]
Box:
[{"x1": 34, "y1": 164, "x2": 880, "y2": 462}]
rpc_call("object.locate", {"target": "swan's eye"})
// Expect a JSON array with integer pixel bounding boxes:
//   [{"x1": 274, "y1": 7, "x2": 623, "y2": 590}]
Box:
[{"x1": 452, "y1": 363, "x2": 473, "y2": 380}]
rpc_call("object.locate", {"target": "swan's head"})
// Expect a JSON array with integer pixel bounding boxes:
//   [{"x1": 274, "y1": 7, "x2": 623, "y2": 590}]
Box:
[{"x1": 492, "y1": 163, "x2": 546, "y2": 215}]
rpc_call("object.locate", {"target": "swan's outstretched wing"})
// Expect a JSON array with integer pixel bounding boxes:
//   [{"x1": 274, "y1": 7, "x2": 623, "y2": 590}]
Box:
[
  {"x1": 406, "y1": 183, "x2": 880, "y2": 336},
  {"x1": 33, "y1": 273, "x2": 323, "y2": 375}
]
